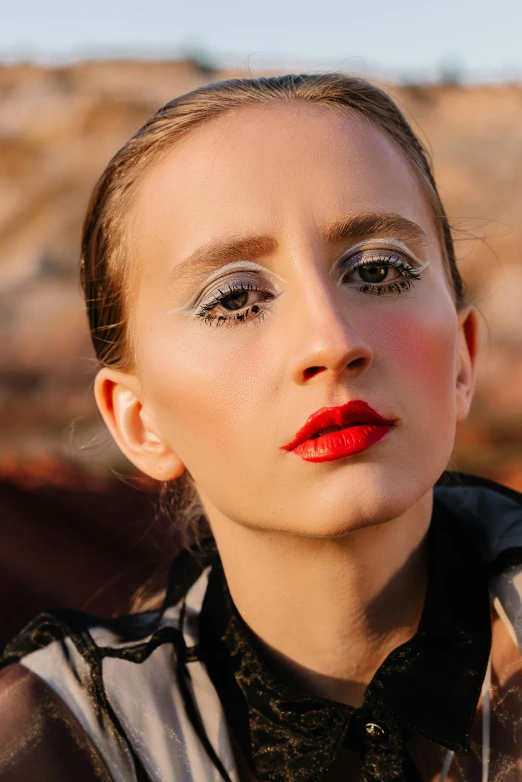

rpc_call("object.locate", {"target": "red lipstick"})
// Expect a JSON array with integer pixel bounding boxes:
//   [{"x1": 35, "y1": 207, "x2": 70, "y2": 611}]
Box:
[{"x1": 280, "y1": 400, "x2": 399, "y2": 463}]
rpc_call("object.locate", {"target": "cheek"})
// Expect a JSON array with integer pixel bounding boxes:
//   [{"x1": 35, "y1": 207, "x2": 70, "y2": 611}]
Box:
[
  {"x1": 141, "y1": 323, "x2": 273, "y2": 457},
  {"x1": 372, "y1": 306, "x2": 458, "y2": 418}
]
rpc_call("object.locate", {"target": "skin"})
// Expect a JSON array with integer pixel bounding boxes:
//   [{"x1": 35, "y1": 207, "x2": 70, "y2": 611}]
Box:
[{"x1": 95, "y1": 103, "x2": 479, "y2": 712}]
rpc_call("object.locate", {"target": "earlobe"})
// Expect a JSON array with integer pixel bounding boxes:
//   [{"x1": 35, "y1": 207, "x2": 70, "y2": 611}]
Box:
[
  {"x1": 455, "y1": 305, "x2": 480, "y2": 424},
  {"x1": 94, "y1": 367, "x2": 185, "y2": 481}
]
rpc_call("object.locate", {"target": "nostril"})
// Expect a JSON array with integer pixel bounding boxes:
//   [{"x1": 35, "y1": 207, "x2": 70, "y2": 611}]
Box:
[{"x1": 303, "y1": 366, "x2": 323, "y2": 380}]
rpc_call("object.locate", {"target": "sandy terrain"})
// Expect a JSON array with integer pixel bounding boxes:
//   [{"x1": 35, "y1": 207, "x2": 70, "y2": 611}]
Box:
[{"x1": 0, "y1": 59, "x2": 521, "y2": 489}]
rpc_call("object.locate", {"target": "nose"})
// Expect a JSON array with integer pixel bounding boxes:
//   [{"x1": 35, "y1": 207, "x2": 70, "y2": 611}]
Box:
[{"x1": 286, "y1": 274, "x2": 373, "y2": 387}]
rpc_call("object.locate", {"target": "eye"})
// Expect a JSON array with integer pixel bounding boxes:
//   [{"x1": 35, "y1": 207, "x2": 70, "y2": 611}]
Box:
[
  {"x1": 350, "y1": 263, "x2": 400, "y2": 284},
  {"x1": 340, "y1": 249, "x2": 424, "y2": 296},
  {"x1": 195, "y1": 279, "x2": 276, "y2": 327},
  {"x1": 217, "y1": 287, "x2": 252, "y2": 311}
]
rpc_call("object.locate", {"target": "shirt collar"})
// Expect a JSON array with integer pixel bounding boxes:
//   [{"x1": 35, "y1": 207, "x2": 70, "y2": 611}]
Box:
[{"x1": 197, "y1": 496, "x2": 491, "y2": 782}]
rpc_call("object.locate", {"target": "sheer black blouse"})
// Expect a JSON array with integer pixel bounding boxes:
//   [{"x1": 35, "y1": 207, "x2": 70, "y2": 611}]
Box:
[{"x1": 198, "y1": 496, "x2": 491, "y2": 781}]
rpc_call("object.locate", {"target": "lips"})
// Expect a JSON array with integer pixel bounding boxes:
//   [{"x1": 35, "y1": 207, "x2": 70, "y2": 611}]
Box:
[{"x1": 281, "y1": 400, "x2": 399, "y2": 451}]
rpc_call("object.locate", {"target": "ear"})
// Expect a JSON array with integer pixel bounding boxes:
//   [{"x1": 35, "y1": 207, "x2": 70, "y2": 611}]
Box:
[
  {"x1": 94, "y1": 367, "x2": 185, "y2": 481},
  {"x1": 455, "y1": 304, "x2": 480, "y2": 424}
]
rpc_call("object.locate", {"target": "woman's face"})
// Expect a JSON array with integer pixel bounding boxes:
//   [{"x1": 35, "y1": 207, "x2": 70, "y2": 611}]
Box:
[{"x1": 102, "y1": 102, "x2": 477, "y2": 536}]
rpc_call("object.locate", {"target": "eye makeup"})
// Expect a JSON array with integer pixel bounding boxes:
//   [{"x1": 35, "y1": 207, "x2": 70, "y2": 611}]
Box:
[
  {"x1": 167, "y1": 260, "x2": 287, "y2": 316},
  {"x1": 167, "y1": 237, "x2": 431, "y2": 328},
  {"x1": 330, "y1": 237, "x2": 430, "y2": 282}
]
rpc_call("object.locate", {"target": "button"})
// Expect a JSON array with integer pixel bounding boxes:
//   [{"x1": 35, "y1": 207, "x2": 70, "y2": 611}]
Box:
[{"x1": 364, "y1": 722, "x2": 388, "y2": 742}]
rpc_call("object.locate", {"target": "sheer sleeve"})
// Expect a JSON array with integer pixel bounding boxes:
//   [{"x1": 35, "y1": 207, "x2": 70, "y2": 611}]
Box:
[{"x1": 0, "y1": 663, "x2": 112, "y2": 781}]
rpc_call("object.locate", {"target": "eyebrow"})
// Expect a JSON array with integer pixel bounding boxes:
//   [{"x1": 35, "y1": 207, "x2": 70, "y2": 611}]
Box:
[
  {"x1": 168, "y1": 212, "x2": 428, "y2": 288},
  {"x1": 168, "y1": 235, "x2": 278, "y2": 289}
]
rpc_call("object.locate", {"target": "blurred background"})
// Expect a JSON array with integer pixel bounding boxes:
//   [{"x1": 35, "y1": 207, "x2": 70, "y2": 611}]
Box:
[{"x1": 1, "y1": 0, "x2": 521, "y2": 645}]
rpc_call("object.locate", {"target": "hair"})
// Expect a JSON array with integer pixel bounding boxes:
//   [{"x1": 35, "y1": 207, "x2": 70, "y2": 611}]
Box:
[{"x1": 80, "y1": 73, "x2": 470, "y2": 560}]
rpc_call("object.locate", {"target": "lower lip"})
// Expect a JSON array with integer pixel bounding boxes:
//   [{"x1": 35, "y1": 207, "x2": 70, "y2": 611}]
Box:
[{"x1": 291, "y1": 424, "x2": 394, "y2": 463}]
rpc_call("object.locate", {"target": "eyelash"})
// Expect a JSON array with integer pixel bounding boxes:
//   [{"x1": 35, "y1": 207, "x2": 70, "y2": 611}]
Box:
[
  {"x1": 196, "y1": 281, "x2": 274, "y2": 328},
  {"x1": 195, "y1": 251, "x2": 423, "y2": 328}
]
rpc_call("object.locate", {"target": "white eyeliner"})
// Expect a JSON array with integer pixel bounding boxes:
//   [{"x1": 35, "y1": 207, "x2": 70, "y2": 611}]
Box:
[
  {"x1": 330, "y1": 237, "x2": 431, "y2": 282},
  {"x1": 167, "y1": 239, "x2": 430, "y2": 316},
  {"x1": 167, "y1": 261, "x2": 287, "y2": 316}
]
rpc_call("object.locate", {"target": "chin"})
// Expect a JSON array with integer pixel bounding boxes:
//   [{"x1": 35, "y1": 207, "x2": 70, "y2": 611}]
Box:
[
  {"x1": 284, "y1": 506, "x2": 399, "y2": 540},
  {"x1": 279, "y1": 460, "x2": 441, "y2": 539}
]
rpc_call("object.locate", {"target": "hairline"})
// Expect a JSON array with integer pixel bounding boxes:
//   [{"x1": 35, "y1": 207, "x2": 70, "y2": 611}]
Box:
[{"x1": 115, "y1": 98, "x2": 462, "y2": 374}]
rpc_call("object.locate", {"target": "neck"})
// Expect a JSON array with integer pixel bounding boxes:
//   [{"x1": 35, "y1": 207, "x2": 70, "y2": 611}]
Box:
[{"x1": 204, "y1": 489, "x2": 433, "y2": 708}]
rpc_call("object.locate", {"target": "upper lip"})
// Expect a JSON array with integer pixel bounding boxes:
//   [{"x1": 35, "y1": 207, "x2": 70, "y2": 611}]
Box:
[{"x1": 280, "y1": 399, "x2": 400, "y2": 451}]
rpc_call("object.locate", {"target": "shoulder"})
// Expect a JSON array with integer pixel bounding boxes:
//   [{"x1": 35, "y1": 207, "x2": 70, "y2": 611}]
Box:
[
  {"x1": 0, "y1": 549, "x2": 221, "y2": 782},
  {"x1": 0, "y1": 608, "x2": 184, "y2": 782},
  {"x1": 2, "y1": 543, "x2": 213, "y2": 678},
  {"x1": 434, "y1": 471, "x2": 522, "y2": 646},
  {"x1": 1, "y1": 607, "x2": 188, "y2": 781},
  {"x1": 0, "y1": 662, "x2": 111, "y2": 780},
  {"x1": 434, "y1": 470, "x2": 522, "y2": 569}
]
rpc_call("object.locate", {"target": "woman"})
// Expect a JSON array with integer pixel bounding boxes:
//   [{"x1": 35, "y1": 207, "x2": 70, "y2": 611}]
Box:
[{"x1": 1, "y1": 73, "x2": 522, "y2": 781}]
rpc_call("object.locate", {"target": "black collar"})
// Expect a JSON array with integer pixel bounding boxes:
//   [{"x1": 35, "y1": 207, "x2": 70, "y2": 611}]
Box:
[{"x1": 198, "y1": 496, "x2": 491, "y2": 782}]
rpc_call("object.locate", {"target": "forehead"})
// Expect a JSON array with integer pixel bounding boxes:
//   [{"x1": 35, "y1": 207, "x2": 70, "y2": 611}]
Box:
[{"x1": 132, "y1": 101, "x2": 440, "y2": 269}]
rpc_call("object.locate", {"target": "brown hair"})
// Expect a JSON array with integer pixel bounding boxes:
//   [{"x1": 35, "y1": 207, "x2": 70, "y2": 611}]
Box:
[{"x1": 80, "y1": 73, "x2": 469, "y2": 563}]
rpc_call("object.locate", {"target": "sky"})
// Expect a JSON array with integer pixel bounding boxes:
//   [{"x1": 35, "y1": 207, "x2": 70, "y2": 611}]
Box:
[{"x1": 1, "y1": 0, "x2": 522, "y2": 82}]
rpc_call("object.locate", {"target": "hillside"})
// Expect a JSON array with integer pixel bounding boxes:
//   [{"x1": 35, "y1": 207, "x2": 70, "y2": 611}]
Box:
[{"x1": 1, "y1": 60, "x2": 521, "y2": 487}]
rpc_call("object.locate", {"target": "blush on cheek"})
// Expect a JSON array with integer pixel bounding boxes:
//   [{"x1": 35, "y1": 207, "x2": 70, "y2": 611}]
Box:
[{"x1": 373, "y1": 307, "x2": 458, "y2": 408}]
